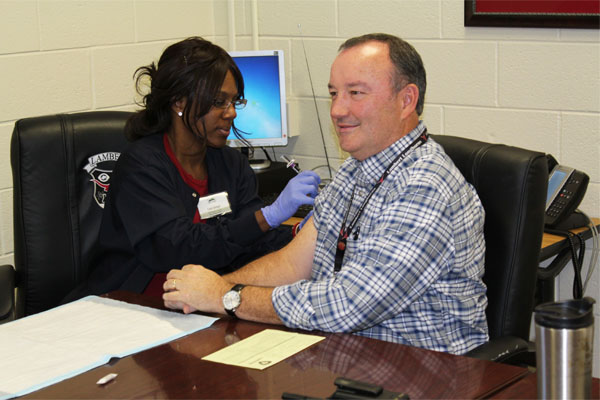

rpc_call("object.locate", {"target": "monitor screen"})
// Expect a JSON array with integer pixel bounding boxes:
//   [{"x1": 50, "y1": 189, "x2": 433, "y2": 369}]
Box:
[{"x1": 227, "y1": 50, "x2": 288, "y2": 148}]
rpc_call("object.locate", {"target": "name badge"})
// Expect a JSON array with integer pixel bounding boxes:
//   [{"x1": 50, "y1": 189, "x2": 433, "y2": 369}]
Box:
[{"x1": 197, "y1": 192, "x2": 232, "y2": 219}]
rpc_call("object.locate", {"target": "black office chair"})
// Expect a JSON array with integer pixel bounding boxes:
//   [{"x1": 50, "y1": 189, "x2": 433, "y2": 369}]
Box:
[
  {"x1": 0, "y1": 111, "x2": 132, "y2": 323},
  {"x1": 432, "y1": 135, "x2": 548, "y2": 364}
]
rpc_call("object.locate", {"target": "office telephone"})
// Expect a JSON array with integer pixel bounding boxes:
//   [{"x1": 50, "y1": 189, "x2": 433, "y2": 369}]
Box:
[
  {"x1": 545, "y1": 157, "x2": 589, "y2": 229},
  {"x1": 543, "y1": 156, "x2": 593, "y2": 300}
]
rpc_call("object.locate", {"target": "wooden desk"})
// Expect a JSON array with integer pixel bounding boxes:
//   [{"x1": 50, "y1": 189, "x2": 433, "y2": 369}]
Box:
[
  {"x1": 540, "y1": 217, "x2": 599, "y2": 261},
  {"x1": 490, "y1": 373, "x2": 600, "y2": 399},
  {"x1": 284, "y1": 216, "x2": 302, "y2": 226},
  {"x1": 23, "y1": 291, "x2": 530, "y2": 399}
]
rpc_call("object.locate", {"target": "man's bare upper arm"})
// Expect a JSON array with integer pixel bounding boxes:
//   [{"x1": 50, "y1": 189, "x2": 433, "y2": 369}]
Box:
[
  {"x1": 282, "y1": 217, "x2": 317, "y2": 278},
  {"x1": 224, "y1": 217, "x2": 317, "y2": 286}
]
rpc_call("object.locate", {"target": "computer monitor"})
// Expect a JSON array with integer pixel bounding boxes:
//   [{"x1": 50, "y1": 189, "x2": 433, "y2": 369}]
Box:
[{"x1": 227, "y1": 50, "x2": 288, "y2": 169}]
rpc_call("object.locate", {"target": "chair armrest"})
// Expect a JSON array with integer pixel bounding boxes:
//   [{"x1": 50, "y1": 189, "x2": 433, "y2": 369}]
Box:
[
  {"x1": 465, "y1": 336, "x2": 531, "y2": 365},
  {"x1": 0, "y1": 264, "x2": 15, "y2": 323}
]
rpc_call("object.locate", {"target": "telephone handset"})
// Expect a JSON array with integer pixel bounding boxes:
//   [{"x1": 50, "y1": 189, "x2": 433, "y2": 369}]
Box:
[{"x1": 545, "y1": 162, "x2": 589, "y2": 229}]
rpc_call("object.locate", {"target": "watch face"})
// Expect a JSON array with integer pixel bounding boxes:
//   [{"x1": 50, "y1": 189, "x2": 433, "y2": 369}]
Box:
[{"x1": 223, "y1": 290, "x2": 241, "y2": 311}]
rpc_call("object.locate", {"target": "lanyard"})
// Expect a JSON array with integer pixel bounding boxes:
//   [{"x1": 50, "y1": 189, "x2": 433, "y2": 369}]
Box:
[{"x1": 334, "y1": 130, "x2": 428, "y2": 273}]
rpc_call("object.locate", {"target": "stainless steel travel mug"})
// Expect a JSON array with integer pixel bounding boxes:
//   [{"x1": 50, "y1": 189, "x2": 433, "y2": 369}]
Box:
[{"x1": 535, "y1": 297, "x2": 595, "y2": 400}]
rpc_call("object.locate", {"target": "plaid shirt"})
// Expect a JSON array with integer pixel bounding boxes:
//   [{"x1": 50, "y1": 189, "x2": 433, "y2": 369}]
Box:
[{"x1": 272, "y1": 123, "x2": 489, "y2": 354}]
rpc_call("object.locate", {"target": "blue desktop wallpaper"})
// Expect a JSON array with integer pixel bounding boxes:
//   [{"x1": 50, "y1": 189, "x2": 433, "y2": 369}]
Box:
[{"x1": 228, "y1": 55, "x2": 284, "y2": 142}]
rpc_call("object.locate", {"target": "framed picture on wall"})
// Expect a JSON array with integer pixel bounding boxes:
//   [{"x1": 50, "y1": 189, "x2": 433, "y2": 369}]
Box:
[{"x1": 464, "y1": 0, "x2": 599, "y2": 29}]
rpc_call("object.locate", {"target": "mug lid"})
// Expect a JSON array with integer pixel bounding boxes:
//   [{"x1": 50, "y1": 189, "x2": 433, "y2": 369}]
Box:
[{"x1": 535, "y1": 297, "x2": 595, "y2": 329}]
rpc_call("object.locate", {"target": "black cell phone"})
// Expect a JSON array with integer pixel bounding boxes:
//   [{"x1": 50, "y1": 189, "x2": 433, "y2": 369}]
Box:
[
  {"x1": 282, "y1": 377, "x2": 409, "y2": 400},
  {"x1": 331, "y1": 377, "x2": 409, "y2": 400}
]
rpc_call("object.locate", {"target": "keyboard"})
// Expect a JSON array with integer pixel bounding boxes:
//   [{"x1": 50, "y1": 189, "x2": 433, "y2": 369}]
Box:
[{"x1": 260, "y1": 192, "x2": 313, "y2": 218}]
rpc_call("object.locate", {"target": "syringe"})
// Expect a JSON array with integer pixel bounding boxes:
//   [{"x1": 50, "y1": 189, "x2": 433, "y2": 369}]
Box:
[{"x1": 281, "y1": 155, "x2": 300, "y2": 174}]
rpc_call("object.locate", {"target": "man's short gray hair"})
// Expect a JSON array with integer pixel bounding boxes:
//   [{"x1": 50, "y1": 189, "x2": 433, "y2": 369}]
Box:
[{"x1": 339, "y1": 33, "x2": 427, "y2": 116}]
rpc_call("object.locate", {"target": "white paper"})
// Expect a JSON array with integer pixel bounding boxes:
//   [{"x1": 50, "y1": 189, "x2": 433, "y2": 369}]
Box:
[
  {"x1": 202, "y1": 329, "x2": 325, "y2": 370},
  {"x1": 0, "y1": 296, "x2": 217, "y2": 399}
]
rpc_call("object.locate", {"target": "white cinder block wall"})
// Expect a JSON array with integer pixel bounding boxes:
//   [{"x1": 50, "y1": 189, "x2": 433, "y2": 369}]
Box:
[{"x1": 1, "y1": 0, "x2": 598, "y2": 374}]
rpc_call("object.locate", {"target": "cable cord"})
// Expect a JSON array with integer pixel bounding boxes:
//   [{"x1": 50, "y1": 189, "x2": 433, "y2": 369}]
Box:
[
  {"x1": 570, "y1": 233, "x2": 585, "y2": 299},
  {"x1": 298, "y1": 24, "x2": 334, "y2": 180},
  {"x1": 577, "y1": 209, "x2": 599, "y2": 295},
  {"x1": 545, "y1": 227, "x2": 585, "y2": 299},
  {"x1": 259, "y1": 147, "x2": 273, "y2": 162},
  {"x1": 309, "y1": 164, "x2": 336, "y2": 187}
]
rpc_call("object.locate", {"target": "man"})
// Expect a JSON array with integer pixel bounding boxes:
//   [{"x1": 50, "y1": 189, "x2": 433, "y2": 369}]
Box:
[{"x1": 163, "y1": 33, "x2": 489, "y2": 355}]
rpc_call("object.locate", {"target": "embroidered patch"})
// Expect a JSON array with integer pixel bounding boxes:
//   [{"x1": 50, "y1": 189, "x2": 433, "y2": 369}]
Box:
[{"x1": 83, "y1": 152, "x2": 120, "y2": 208}]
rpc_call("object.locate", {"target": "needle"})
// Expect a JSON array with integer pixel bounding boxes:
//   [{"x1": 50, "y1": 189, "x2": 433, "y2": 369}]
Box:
[{"x1": 281, "y1": 155, "x2": 300, "y2": 174}]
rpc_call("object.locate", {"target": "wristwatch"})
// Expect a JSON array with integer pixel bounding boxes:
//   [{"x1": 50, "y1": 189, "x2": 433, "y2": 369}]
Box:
[{"x1": 223, "y1": 284, "x2": 246, "y2": 317}]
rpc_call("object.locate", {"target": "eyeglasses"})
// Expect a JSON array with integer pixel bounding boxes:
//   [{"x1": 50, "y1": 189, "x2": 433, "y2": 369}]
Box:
[{"x1": 213, "y1": 98, "x2": 247, "y2": 110}]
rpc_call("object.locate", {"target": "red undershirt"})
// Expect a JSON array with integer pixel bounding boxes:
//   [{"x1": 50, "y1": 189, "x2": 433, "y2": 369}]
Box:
[{"x1": 142, "y1": 134, "x2": 209, "y2": 298}]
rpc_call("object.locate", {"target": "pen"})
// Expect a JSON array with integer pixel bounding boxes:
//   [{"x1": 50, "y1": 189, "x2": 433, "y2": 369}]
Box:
[{"x1": 281, "y1": 155, "x2": 300, "y2": 174}]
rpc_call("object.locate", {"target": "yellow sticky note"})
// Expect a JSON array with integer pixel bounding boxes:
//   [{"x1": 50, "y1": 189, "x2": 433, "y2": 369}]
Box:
[{"x1": 202, "y1": 329, "x2": 325, "y2": 370}]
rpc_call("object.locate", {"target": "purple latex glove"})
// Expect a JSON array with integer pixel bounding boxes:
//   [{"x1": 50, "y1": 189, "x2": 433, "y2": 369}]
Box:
[{"x1": 261, "y1": 170, "x2": 320, "y2": 228}]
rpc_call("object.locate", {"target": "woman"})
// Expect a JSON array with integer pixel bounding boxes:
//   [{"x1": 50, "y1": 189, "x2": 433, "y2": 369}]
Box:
[{"x1": 72, "y1": 37, "x2": 319, "y2": 299}]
